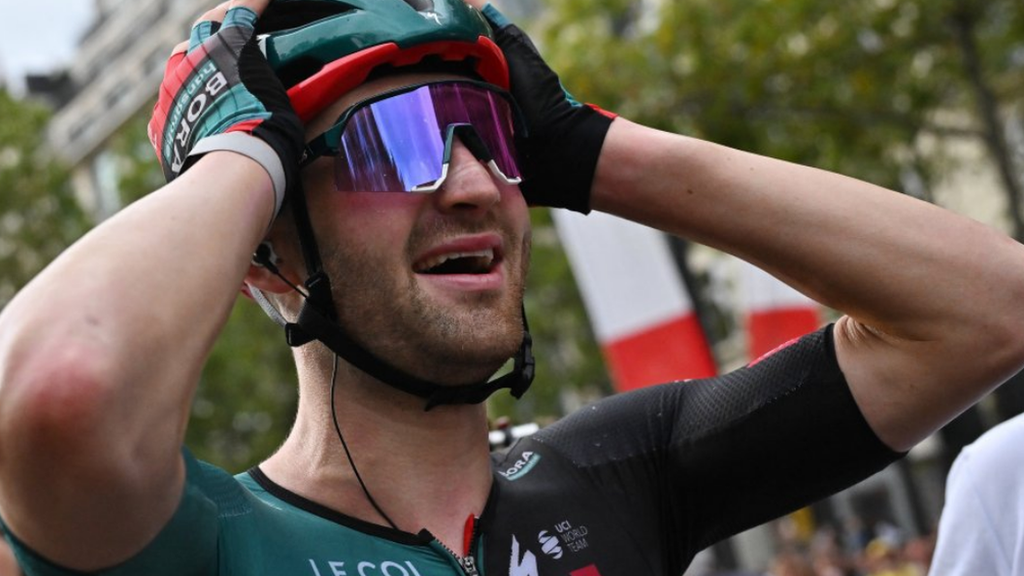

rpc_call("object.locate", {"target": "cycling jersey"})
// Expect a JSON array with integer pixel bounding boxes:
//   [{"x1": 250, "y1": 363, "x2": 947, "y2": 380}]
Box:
[{"x1": 2, "y1": 326, "x2": 902, "y2": 575}]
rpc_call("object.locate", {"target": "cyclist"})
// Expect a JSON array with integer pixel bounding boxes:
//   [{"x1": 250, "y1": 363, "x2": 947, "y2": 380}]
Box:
[{"x1": 2, "y1": 0, "x2": 1024, "y2": 574}]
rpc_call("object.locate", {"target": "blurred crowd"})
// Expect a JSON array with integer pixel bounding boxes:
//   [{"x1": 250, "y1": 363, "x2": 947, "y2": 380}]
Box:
[{"x1": 762, "y1": 528, "x2": 935, "y2": 576}]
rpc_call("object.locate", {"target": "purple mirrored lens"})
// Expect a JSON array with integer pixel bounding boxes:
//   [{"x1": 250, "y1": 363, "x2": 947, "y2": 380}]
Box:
[{"x1": 334, "y1": 83, "x2": 520, "y2": 192}]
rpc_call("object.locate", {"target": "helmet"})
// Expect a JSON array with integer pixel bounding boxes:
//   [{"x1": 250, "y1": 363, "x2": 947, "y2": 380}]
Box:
[
  {"x1": 249, "y1": 0, "x2": 534, "y2": 409},
  {"x1": 256, "y1": 0, "x2": 510, "y2": 122}
]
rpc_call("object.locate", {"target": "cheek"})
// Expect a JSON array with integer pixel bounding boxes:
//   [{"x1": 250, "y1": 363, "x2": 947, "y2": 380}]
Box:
[
  {"x1": 301, "y1": 158, "x2": 335, "y2": 194},
  {"x1": 309, "y1": 191, "x2": 420, "y2": 252},
  {"x1": 501, "y1": 185, "x2": 531, "y2": 231}
]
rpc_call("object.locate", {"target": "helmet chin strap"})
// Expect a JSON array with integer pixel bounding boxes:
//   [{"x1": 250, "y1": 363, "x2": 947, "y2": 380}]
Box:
[{"x1": 253, "y1": 179, "x2": 535, "y2": 411}]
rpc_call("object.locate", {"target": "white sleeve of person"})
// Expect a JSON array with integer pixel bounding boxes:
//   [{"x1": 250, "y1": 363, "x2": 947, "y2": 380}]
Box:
[
  {"x1": 929, "y1": 413, "x2": 1024, "y2": 576},
  {"x1": 191, "y1": 132, "x2": 286, "y2": 219}
]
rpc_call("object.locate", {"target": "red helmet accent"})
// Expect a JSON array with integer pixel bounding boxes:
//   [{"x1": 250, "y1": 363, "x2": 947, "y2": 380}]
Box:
[{"x1": 287, "y1": 37, "x2": 509, "y2": 122}]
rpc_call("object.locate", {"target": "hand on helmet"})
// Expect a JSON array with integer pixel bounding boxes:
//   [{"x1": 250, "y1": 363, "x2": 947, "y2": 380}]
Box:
[
  {"x1": 148, "y1": 0, "x2": 303, "y2": 219},
  {"x1": 480, "y1": 4, "x2": 616, "y2": 214}
]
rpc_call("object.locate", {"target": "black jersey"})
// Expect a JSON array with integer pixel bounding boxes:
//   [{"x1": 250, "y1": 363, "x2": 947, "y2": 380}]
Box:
[{"x1": 480, "y1": 326, "x2": 902, "y2": 575}]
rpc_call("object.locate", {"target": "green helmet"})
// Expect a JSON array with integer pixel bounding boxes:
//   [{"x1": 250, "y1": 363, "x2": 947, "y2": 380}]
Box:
[{"x1": 256, "y1": 0, "x2": 510, "y2": 122}]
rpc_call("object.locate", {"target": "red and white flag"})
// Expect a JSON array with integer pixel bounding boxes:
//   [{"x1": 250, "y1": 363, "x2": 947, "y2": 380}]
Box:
[
  {"x1": 740, "y1": 261, "x2": 822, "y2": 361},
  {"x1": 552, "y1": 211, "x2": 717, "y2": 392}
]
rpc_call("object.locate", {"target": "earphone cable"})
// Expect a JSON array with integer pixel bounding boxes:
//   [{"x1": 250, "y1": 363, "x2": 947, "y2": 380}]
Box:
[{"x1": 329, "y1": 353, "x2": 400, "y2": 530}]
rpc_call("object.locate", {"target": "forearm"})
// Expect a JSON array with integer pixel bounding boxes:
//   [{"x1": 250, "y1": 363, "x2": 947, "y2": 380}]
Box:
[
  {"x1": 590, "y1": 119, "x2": 1024, "y2": 449},
  {"x1": 592, "y1": 119, "x2": 1023, "y2": 339},
  {"x1": 0, "y1": 151, "x2": 274, "y2": 566}
]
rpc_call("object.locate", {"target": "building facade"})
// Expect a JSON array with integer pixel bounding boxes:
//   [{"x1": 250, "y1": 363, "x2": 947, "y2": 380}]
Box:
[{"x1": 41, "y1": 0, "x2": 208, "y2": 219}]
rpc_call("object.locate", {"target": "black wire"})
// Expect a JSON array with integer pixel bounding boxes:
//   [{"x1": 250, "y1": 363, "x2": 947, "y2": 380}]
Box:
[
  {"x1": 261, "y1": 247, "x2": 394, "y2": 527},
  {"x1": 278, "y1": 275, "x2": 309, "y2": 299},
  {"x1": 329, "y1": 353, "x2": 399, "y2": 530},
  {"x1": 260, "y1": 255, "x2": 310, "y2": 300}
]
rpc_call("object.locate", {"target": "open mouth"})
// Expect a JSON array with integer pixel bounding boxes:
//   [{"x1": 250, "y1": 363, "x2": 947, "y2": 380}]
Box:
[{"x1": 414, "y1": 248, "x2": 499, "y2": 275}]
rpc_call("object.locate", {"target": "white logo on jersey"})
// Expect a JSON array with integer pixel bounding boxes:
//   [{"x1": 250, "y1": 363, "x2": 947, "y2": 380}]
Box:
[
  {"x1": 537, "y1": 530, "x2": 563, "y2": 559},
  {"x1": 500, "y1": 451, "x2": 542, "y2": 481},
  {"x1": 509, "y1": 535, "x2": 539, "y2": 576},
  {"x1": 307, "y1": 559, "x2": 424, "y2": 576},
  {"x1": 555, "y1": 519, "x2": 591, "y2": 553}
]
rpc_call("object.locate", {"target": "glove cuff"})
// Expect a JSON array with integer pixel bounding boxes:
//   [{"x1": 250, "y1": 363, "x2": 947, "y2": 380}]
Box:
[
  {"x1": 532, "y1": 110, "x2": 614, "y2": 214},
  {"x1": 191, "y1": 133, "x2": 286, "y2": 220},
  {"x1": 481, "y1": 4, "x2": 512, "y2": 29}
]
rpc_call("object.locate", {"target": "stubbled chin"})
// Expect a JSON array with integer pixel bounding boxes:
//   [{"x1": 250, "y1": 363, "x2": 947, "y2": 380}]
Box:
[{"x1": 413, "y1": 306, "x2": 524, "y2": 376}]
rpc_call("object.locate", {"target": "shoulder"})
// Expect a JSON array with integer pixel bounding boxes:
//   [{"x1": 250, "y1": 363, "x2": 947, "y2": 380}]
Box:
[
  {"x1": 526, "y1": 326, "x2": 894, "y2": 472},
  {"x1": 182, "y1": 451, "x2": 258, "y2": 517},
  {"x1": 534, "y1": 326, "x2": 848, "y2": 449}
]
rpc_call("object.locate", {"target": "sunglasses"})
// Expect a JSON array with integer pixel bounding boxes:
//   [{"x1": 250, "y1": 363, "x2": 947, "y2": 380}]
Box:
[{"x1": 301, "y1": 80, "x2": 524, "y2": 193}]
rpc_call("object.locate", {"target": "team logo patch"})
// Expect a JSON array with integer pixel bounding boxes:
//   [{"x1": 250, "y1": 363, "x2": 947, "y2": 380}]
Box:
[
  {"x1": 508, "y1": 535, "x2": 603, "y2": 576},
  {"x1": 166, "y1": 62, "x2": 229, "y2": 175},
  {"x1": 537, "y1": 530, "x2": 563, "y2": 559},
  {"x1": 500, "y1": 451, "x2": 541, "y2": 481},
  {"x1": 551, "y1": 519, "x2": 591, "y2": 553}
]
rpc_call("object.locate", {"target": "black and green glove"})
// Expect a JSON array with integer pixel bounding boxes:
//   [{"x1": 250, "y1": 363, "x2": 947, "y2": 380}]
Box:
[{"x1": 148, "y1": 6, "x2": 303, "y2": 218}]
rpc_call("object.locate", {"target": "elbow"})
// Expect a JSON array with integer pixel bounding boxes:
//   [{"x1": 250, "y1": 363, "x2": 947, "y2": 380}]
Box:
[
  {"x1": 0, "y1": 340, "x2": 122, "y2": 475},
  {"x1": 972, "y1": 277, "x2": 1024, "y2": 384},
  {"x1": 943, "y1": 240, "x2": 1024, "y2": 384},
  {"x1": 988, "y1": 313, "x2": 1024, "y2": 384}
]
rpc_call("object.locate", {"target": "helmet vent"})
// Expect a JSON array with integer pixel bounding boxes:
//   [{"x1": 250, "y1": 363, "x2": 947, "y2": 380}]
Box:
[
  {"x1": 256, "y1": 0, "x2": 358, "y2": 34},
  {"x1": 277, "y1": 57, "x2": 332, "y2": 90},
  {"x1": 366, "y1": 55, "x2": 482, "y2": 84}
]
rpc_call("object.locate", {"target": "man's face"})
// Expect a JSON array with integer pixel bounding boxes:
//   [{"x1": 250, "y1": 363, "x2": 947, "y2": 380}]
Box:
[{"x1": 283, "y1": 73, "x2": 532, "y2": 385}]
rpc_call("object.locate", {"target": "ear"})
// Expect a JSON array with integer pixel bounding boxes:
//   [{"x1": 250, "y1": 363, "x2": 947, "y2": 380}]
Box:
[
  {"x1": 241, "y1": 267, "x2": 292, "y2": 301},
  {"x1": 242, "y1": 243, "x2": 301, "y2": 298}
]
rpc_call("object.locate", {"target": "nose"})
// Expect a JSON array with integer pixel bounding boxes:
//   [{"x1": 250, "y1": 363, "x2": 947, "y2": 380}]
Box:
[{"x1": 433, "y1": 138, "x2": 502, "y2": 215}]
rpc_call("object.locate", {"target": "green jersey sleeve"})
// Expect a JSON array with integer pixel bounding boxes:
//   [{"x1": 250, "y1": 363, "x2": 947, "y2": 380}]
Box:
[{"x1": 1, "y1": 449, "x2": 220, "y2": 575}]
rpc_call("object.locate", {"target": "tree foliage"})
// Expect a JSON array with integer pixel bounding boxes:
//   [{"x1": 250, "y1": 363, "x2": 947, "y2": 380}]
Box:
[
  {"x1": 0, "y1": 89, "x2": 88, "y2": 308},
  {"x1": 534, "y1": 0, "x2": 1023, "y2": 218},
  {"x1": 523, "y1": 0, "x2": 1024, "y2": 373}
]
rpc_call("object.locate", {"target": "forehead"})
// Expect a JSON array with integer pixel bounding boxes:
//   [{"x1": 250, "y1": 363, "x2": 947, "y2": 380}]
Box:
[{"x1": 304, "y1": 72, "x2": 467, "y2": 138}]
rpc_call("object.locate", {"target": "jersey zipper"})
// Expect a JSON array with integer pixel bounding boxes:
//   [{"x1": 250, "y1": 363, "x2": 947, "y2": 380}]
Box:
[
  {"x1": 423, "y1": 516, "x2": 481, "y2": 576},
  {"x1": 430, "y1": 538, "x2": 480, "y2": 576}
]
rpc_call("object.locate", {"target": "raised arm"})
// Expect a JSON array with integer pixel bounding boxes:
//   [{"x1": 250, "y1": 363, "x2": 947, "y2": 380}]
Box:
[
  {"x1": 591, "y1": 120, "x2": 1024, "y2": 451},
  {"x1": 477, "y1": 2, "x2": 1024, "y2": 453},
  {"x1": 0, "y1": 0, "x2": 302, "y2": 569},
  {"x1": 0, "y1": 153, "x2": 273, "y2": 569}
]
